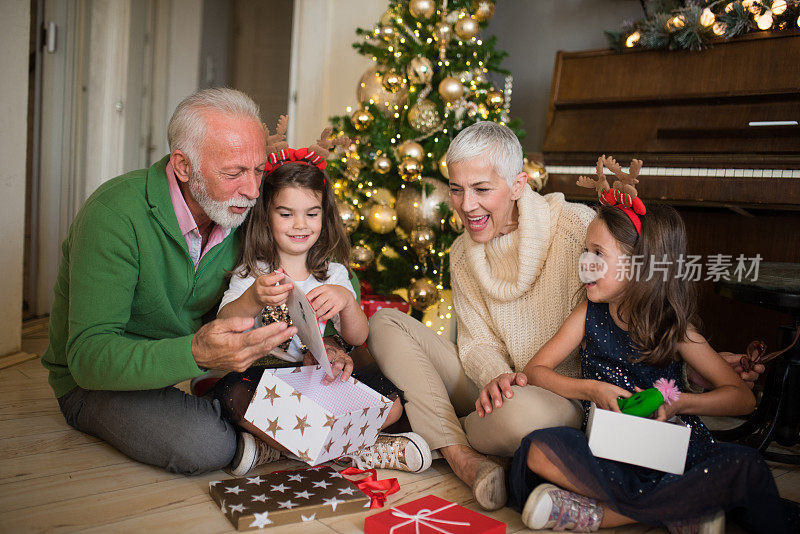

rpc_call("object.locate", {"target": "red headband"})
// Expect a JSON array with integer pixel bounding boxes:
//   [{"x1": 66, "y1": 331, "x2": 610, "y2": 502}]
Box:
[
  {"x1": 598, "y1": 188, "x2": 647, "y2": 235},
  {"x1": 263, "y1": 147, "x2": 328, "y2": 175}
]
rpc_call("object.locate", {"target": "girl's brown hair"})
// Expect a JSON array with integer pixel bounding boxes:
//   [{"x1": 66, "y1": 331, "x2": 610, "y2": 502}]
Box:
[
  {"x1": 596, "y1": 203, "x2": 699, "y2": 367},
  {"x1": 239, "y1": 162, "x2": 351, "y2": 281}
]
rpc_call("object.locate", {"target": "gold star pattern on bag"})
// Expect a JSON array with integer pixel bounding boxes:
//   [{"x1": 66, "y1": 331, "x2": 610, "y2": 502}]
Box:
[
  {"x1": 265, "y1": 417, "x2": 282, "y2": 438},
  {"x1": 294, "y1": 415, "x2": 311, "y2": 436},
  {"x1": 291, "y1": 390, "x2": 303, "y2": 403},
  {"x1": 263, "y1": 384, "x2": 280, "y2": 405},
  {"x1": 323, "y1": 414, "x2": 337, "y2": 429}
]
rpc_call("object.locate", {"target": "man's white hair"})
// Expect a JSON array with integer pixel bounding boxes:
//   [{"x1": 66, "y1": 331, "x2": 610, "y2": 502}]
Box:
[
  {"x1": 167, "y1": 87, "x2": 261, "y2": 168},
  {"x1": 445, "y1": 121, "x2": 523, "y2": 187}
]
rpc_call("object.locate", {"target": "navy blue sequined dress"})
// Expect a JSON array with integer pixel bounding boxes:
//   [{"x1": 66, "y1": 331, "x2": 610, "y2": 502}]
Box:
[{"x1": 507, "y1": 301, "x2": 790, "y2": 533}]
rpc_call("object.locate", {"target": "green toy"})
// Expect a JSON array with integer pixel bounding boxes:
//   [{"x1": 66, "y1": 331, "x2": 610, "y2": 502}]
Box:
[{"x1": 617, "y1": 378, "x2": 681, "y2": 418}]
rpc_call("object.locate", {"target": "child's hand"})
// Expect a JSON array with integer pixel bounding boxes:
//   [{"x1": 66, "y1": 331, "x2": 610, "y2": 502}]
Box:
[
  {"x1": 250, "y1": 269, "x2": 292, "y2": 308},
  {"x1": 321, "y1": 338, "x2": 354, "y2": 385},
  {"x1": 305, "y1": 284, "x2": 355, "y2": 322},
  {"x1": 589, "y1": 380, "x2": 631, "y2": 412}
]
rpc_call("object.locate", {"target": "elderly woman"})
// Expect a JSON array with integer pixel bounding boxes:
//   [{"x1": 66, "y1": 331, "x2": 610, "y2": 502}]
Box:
[
  {"x1": 370, "y1": 121, "x2": 763, "y2": 511},
  {"x1": 368, "y1": 121, "x2": 593, "y2": 510}
]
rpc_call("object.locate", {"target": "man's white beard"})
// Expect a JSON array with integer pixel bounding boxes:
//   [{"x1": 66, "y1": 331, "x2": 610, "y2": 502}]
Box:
[{"x1": 189, "y1": 167, "x2": 256, "y2": 229}]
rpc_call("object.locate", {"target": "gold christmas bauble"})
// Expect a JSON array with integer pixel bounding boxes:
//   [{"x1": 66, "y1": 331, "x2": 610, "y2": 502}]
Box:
[
  {"x1": 410, "y1": 225, "x2": 436, "y2": 256},
  {"x1": 373, "y1": 156, "x2": 392, "y2": 174},
  {"x1": 367, "y1": 204, "x2": 398, "y2": 234},
  {"x1": 485, "y1": 90, "x2": 504, "y2": 109},
  {"x1": 408, "y1": 0, "x2": 436, "y2": 19},
  {"x1": 350, "y1": 244, "x2": 375, "y2": 271},
  {"x1": 359, "y1": 201, "x2": 373, "y2": 219},
  {"x1": 380, "y1": 24, "x2": 396, "y2": 40},
  {"x1": 523, "y1": 157, "x2": 549, "y2": 192},
  {"x1": 438, "y1": 77, "x2": 465, "y2": 102},
  {"x1": 369, "y1": 187, "x2": 396, "y2": 207},
  {"x1": 408, "y1": 277, "x2": 439, "y2": 311},
  {"x1": 345, "y1": 153, "x2": 364, "y2": 176},
  {"x1": 407, "y1": 56, "x2": 434, "y2": 85},
  {"x1": 336, "y1": 200, "x2": 360, "y2": 235},
  {"x1": 379, "y1": 9, "x2": 394, "y2": 26},
  {"x1": 396, "y1": 177, "x2": 451, "y2": 232},
  {"x1": 454, "y1": 16, "x2": 480, "y2": 39},
  {"x1": 382, "y1": 70, "x2": 405, "y2": 93},
  {"x1": 437, "y1": 154, "x2": 449, "y2": 179},
  {"x1": 397, "y1": 140, "x2": 425, "y2": 162},
  {"x1": 471, "y1": 0, "x2": 495, "y2": 22},
  {"x1": 357, "y1": 66, "x2": 409, "y2": 116},
  {"x1": 350, "y1": 108, "x2": 373, "y2": 131},
  {"x1": 407, "y1": 99, "x2": 440, "y2": 133},
  {"x1": 449, "y1": 211, "x2": 464, "y2": 232},
  {"x1": 433, "y1": 21, "x2": 452, "y2": 44},
  {"x1": 398, "y1": 158, "x2": 422, "y2": 181}
]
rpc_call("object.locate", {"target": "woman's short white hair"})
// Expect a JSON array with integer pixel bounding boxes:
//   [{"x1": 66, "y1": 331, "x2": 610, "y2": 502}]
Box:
[
  {"x1": 167, "y1": 87, "x2": 261, "y2": 167},
  {"x1": 445, "y1": 121, "x2": 523, "y2": 187}
]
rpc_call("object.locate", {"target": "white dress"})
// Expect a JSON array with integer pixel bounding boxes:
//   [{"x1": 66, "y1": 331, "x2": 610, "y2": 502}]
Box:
[{"x1": 219, "y1": 262, "x2": 357, "y2": 362}]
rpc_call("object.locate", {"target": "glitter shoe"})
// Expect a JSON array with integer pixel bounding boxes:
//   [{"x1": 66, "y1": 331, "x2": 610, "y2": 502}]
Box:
[
  {"x1": 521, "y1": 483, "x2": 603, "y2": 532},
  {"x1": 345, "y1": 432, "x2": 431, "y2": 473},
  {"x1": 228, "y1": 432, "x2": 282, "y2": 476},
  {"x1": 666, "y1": 509, "x2": 725, "y2": 534}
]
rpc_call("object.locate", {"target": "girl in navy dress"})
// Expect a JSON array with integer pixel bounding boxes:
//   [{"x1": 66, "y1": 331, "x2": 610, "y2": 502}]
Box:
[{"x1": 506, "y1": 197, "x2": 790, "y2": 533}]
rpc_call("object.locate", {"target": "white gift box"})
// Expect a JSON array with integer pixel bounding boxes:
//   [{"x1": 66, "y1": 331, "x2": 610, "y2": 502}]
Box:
[
  {"x1": 244, "y1": 365, "x2": 393, "y2": 465},
  {"x1": 585, "y1": 403, "x2": 691, "y2": 475}
]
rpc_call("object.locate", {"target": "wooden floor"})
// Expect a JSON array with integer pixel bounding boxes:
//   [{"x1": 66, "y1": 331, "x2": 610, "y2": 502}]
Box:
[{"x1": 2, "y1": 320, "x2": 798, "y2": 533}]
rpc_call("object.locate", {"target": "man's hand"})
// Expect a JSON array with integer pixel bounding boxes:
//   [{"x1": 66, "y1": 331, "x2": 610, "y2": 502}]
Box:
[
  {"x1": 321, "y1": 337, "x2": 354, "y2": 385},
  {"x1": 301, "y1": 338, "x2": 354, "y2": 385},
  {"x1": 475, "y1": 372, "x2": 528, "y2": 417},
  {"x1": 687, "y1": 351, "x2": 765, "y2": 390},
  {"x1": 192, "y1": 316, "x2": 297, "y2": 372},
  {"x1": 249, "y1": 270, "x2": 293, "y2": 308},
  {"x1": 306, "y1": 284, "x2": 355, "y2": 322}
]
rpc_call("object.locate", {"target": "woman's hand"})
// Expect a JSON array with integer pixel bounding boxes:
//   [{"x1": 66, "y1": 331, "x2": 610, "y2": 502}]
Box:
[
  {"x1": 475, "y1": 372, "x2": 528, "y2": 417},
  {"x1": 249, "y1": 269, "x2": 292, "y2": 308},
  {"x1": 686, "y1": 351, "x2": 765, "y2": 390},
  {"x1": 588, "y1": 380, "x2": 631, "y2": 413},
  {"x1": 306, "y1": 284, "x2": 356, "y2": 322}
]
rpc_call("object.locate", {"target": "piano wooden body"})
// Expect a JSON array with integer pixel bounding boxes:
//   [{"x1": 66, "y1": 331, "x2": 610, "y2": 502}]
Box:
[{"x1": 541, "y1": 31, "x2": 800, "y2": 352}]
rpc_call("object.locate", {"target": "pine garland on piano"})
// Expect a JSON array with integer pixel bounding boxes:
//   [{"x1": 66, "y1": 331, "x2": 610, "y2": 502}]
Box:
[{"x1": 607, "y1": 0, "x2": 800, "y2": 52}]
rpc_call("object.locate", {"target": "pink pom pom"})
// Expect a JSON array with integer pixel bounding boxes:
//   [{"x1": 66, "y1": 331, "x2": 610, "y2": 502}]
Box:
[{"x1": 654, "y1": 378, "x2": 681, "y2": 405}]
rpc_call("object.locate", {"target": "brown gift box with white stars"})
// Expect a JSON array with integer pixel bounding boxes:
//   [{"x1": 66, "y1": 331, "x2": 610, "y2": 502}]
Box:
[
  {"x1": 243, "y1": 366, "x2": 393, "y2": 465},
  {"x1": 209, "y1": 466, "x2": 370, "y2": 530}
]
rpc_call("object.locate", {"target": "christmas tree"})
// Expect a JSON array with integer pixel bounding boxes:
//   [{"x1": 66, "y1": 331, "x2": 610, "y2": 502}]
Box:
[{"x1": 327, "y1": 0, "x2": 525, "y2": 315}]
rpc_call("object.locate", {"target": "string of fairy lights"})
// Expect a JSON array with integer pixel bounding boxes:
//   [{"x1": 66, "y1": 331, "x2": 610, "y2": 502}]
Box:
[{"x1": 612, "y1": 0, "x2": 800, "y2": 51}]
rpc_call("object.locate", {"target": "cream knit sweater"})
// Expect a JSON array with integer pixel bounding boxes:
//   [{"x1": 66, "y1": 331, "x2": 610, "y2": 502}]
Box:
[{"x1": 450, "y1": 186, "x2": 596, "y2": 388}]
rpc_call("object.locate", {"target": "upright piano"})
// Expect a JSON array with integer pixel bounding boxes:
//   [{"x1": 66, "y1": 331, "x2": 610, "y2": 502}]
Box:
[{"x1": 540, "y1": 31, "x2": 800, "y2": 351}]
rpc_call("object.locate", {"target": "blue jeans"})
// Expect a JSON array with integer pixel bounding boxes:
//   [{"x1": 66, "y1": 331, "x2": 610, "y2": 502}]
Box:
[{"x1": 58, "y1": 386, "x2": 237, "y2": 475}]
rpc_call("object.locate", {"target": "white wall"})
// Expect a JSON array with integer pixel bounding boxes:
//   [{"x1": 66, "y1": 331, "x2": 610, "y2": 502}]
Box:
[
  {"x1": 289, "y1": 0, "x2": 387, "y2": 146},
  {"x1": 488, "y1": 0, "x2": 643, "y2": 151},
  {"x1": 0, "y1": 0, "x2": 30, "y2": 355}
]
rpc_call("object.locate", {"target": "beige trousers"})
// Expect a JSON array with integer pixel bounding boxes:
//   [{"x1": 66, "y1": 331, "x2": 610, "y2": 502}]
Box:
[{"x1": 368, "y1": 309, "x2": 583, "y2": 457}]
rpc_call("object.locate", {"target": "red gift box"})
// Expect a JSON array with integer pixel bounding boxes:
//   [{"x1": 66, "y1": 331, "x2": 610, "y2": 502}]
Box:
[
  {"x1": 361, "y1": 294, "x2": 410, "y2": 319},
  {"x1": 365, "y1": 495, "x2": 506, "y2": 534}
]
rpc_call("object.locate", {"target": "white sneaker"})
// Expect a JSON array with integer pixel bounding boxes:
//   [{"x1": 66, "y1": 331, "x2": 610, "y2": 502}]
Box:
[
  {"x1": 228, "y1": 432, "x2": 282, "y2": 477},
  {"x1": 346, "y1": 432, "x2": 432, "y2": 473},
  {"x1": 522, "y1": 483, "x2": 603, "y2": 532}
]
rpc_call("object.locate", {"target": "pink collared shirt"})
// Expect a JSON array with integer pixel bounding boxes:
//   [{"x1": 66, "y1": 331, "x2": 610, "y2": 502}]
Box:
[{"x1": 166, "y1": 163, "x2": 230, "y2": 270}]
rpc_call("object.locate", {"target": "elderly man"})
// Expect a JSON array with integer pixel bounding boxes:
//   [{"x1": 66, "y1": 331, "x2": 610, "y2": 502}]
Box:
[{"x1": 41, "y1": 88, "x2": 297, "y2": 475}]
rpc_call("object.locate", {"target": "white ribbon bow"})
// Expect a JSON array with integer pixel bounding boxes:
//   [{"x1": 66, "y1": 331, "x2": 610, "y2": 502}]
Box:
[{"x1": 388, "y1": 502, "x2": 470, "y2": 534}]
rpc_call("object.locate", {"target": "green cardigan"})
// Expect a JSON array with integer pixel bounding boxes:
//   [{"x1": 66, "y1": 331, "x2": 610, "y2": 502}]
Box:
[{"x1": 42, "y1": 156, "x2": 241, "y2": 398}]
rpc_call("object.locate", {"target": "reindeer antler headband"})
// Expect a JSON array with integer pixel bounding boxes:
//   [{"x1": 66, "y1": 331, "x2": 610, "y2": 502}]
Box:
[
  {"x1": 576, "y1": 155, "x2": 647, "y2": 235},
  {"x1": 262, "y1": 115, "x2": 350, "y2": 175}
]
